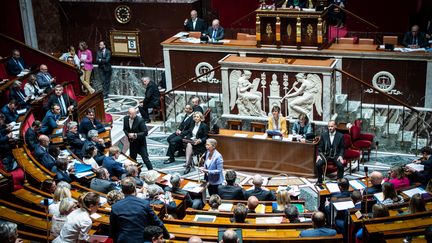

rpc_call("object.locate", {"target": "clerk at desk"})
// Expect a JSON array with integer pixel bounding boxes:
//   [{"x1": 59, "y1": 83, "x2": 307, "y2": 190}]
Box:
[{"x1": 206, "y1": 19, "x2": 224, "y2": 41}]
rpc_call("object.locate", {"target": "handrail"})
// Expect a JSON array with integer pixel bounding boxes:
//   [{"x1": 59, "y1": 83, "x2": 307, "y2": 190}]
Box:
[
  {"x1": 335, "y1": 68, "x2": 418, "y2": 113},
  {"x1": 328, "y1": 3, "x2": 379, "y2": 30},
  {"x1": 165, "y1": 65, "x2": 221, "y2": 95}
]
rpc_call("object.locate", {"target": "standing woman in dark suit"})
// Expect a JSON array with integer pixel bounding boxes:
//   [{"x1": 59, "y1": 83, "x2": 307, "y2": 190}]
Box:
[
  {"x1": 199, "y1": 138, "x2": 224, "y2": 196},
  {"x1": 183, "y1": 111, "x2": 209, "y2": 174}
]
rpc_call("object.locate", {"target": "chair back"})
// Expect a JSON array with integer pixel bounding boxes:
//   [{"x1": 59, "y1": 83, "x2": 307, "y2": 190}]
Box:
[
  {"x1": 250, "y1": 122, "x2": 266, "y2": 133},
  {"x1": 343, "y1": 134, "x2": 353, "y2": 148},
  {"x1": 350, "y1": 125, "x2": 361, "y2": 141},
  {"x1": 63, "y1": 83, "x2": 76, "y2": 100},
  {"x1": 359, "y1": 38, "x2": 374, "y2": 45},
  {"x1": 383, "y1": 36, "x2": 398, "y2": 45},
  {"x1": 227, "y1": 120, "x2": 242, "y2": 131}
]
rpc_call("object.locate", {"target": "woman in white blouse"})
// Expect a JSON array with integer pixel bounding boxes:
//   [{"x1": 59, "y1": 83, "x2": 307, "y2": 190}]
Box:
[{"x1": 24, "y1": 74, "x2": 44, "y2": 99}]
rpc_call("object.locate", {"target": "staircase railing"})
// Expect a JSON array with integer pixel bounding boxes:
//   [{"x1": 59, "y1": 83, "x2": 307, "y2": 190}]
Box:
[
  {"x1": 163, "y1": 65, "x2": 222, "y2": 130},
  {"x1": 334, "y1": 68, "x2": 424, "y2": 153}
]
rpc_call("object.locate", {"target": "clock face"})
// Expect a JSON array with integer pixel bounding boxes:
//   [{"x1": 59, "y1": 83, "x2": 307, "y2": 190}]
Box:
[{"x1": 115, "y1": 5, "x2": 131, "y2": 24}]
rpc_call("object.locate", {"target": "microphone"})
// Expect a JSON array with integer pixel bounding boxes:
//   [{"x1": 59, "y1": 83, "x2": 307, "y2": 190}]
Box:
[{"x1": 364, "y1": 166, "x2": 368, "y2": 174}]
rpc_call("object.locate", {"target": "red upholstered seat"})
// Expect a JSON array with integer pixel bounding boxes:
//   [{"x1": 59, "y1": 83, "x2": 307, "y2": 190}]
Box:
[
  {"x1": 342, "y1": 134, "x2": 361, "y2": 173},
  {"x1": 353, "y1": 119, "x2": 375, "y2": 142},
  {"x1": 105, "y1": 113, "x2": 113, "y2": 124},
  {"x1": 10, "y1": 168, "x2": 24, "y2": 191},
  {"x1": 350, "y1": 125, "x2": 372, "y2": 161}
]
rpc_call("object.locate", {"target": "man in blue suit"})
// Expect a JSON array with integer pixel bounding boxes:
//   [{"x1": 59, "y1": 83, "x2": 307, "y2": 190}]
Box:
[
  {"x1": 1, "y1": 100, "x2": 19, "y2": 124},
  {"x1": 102, "y1": 146, "x2": 128, "y2": 179},
  {"x1": 36, "y1": 64, "x2": 56, "y2": 91},
  {"x1": 34, "y1": 134, "x2": 56, "y2": 170},
  {"x1": 40, "y1": 104, "x2": 61, "y2": 135},
  {"x1": 6, "y1": 49, "x2": 27, "y2": 76},
  {"x1": 206, "y1": 19, "x2": 224, "y2": 41},
  {"x1": 51, "y1": 158, "x2": 73, "y2": 183},
  {"x1": 300, "y1": 211, "x2": 337, "y2": 237},
  {"x1": 79, "y1": 108, "x2": 109, "y2": 137},
  {"x1": 110, "y1": 177, "x2": 173, "y2": 242}
]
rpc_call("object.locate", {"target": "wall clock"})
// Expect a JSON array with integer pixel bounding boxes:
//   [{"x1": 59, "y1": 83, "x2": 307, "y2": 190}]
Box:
[{"x1": 115, "y1": 5, "x2": 131, "y2": 24}]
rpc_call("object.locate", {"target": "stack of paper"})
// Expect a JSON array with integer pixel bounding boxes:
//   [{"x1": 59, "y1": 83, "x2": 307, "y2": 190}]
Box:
[
  {"x1": 233, "y1": 133, "x2": 248, "y2": 138},
  {"x1": 333, "y1": 200, "x2": 355, "y2": 211},
  {"x1": 256, "y1": 216, "x2": 283, "y2": 224},
  {"x1": 252, "y1": 134, "x2": 267, "y2": 139},
  {"x1": 402, "y1": 187, "x2": 427, "y2": 198},
  {"x1": 183, "y1": 182, "x2": 202, "y2": 193},
  {"x1": 194, "y1": 214, "x2": 216, "y2": 222},
  {"x1": 326, "y1": 183, "x2": 341, "y2": 193},
  {"x1": 405, "y1": 163, "x2": 424, "y2": 172},
  {"x1": 349, "y1": 180, "x2": 366, "y2": 190},
  {"x1": 218, "y1": 203, "x2": 233, "y2": 212}
]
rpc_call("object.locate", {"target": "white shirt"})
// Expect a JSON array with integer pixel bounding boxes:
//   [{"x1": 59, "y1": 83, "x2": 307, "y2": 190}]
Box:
[
  {"x1": 329, "y1": 131, "x2": 336, "y2": 144},
  {"x1": 49, "y1": 202, "x2": 60, "y2": 215},
  {"x1": 53, "y1": 208, "x2": 92, "y2": 243},
  {"x1": 192, "y1": 19, "x2": 197, "y2": 30},
  {"x1": 191, "y1": 122, "x2": 200, "y2": 140},
  {"x1": 83, "y1": 157, "x2": 99, "y2": 170},
  {"x1": 24, "y1": 82, "x2": 43, "y2": 98}
]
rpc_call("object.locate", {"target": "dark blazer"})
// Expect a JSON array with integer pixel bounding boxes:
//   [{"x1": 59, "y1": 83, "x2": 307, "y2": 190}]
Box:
[
  {"x1": 40, "y1": 110, "x2": 60, "y2": 135},
  {"x1": 110, "y1": 195, "x2": 170, "y2": 242},
  {"x1": 102, "y1": 156, "x2": 125, "y2": 179},
  {"x1": 96, "y1": 48, "x2": 112, "y2": 72},
  {"x1": 165, "y1": 186, "x2": 193, "y2": 208},
  {"x1": 6, "y1": 57, "x2": 26, "y2": 76},
  {"x1": 123, "y1": 116, "x2": 148, "y2": 144},
  {"x1": 147, "y1": 198, "x2": 177, "y2": 214},
  {"x1": 66, "y1": 131, "x2": 85, "y2": 158},
  {"x1": 178, "y1": 113, "x2": 193, "y2": 132},
  {"x1": 36, "y1": 71, "x2": 54, "y2": 90},
  {"x1": 413, "y1": 157, "x2": 432, "y2": 185},
  {"x1": 206, "y1": 26, "x2": 225, "y2": 41},
  {"x1": 185, "y1": 18, "x2": 207, "y2": 32},
  {"x1": 51, "y1": 166, "x2": 73, "y2": 183},
  {"x1": 318, "y1": 131, "x2": 345, "y2": 159},
  {"x1": 1, "y1": 105, "x2": 18, "y2": 124},
  {"x1": 402, "y1": 31, "x2": 429, "y2": 48},
  {"x1": 79, "y1": 117, "x2": 106, "y2": 136},
  {"x1": 218, "y1": 184, "x2": 245, "y2": 200},
  {"x1": 25, "y1": 127, "x2": 38, "y2": 151},
  {"x1": 90, "y1": 178, "x2": 117, "y2": 194},
  {"x1": 244, "y1": 187, "x2": 276, "y2": 201},
  {"x1": 34, "y1": 144, "x2": 56, "y2": 170},
  {"x1": 81, "y1": 140, "x2": 105, "y2": 165},
  {"x1": 9, "y1": 88, "x2": 28, "y2": 107},
  {"x1": 45, "y1": 93, "x2": 77, "y2": 117},
  {"x1": 192, "y1": 105, "x2": 204, "y2": 114},
  {"x1": 300, "y1": 227, "x2": 337, "y2": 237},
  {"x1": 364, "y1": 184, "x2": 382, "y2": 195},
  {"x1": 288, "y1": 0, "x2": 306, "y2": 8},
  {"x1": 181, "y1": 122, "x2": 209, "y2": 155},
  {"x1": 144, "y1": 81, "x2": 160, "y2": 107}
]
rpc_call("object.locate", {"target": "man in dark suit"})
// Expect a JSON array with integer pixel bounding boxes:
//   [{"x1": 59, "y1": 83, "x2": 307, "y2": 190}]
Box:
[
  {"x1": 164, "y1": 173, "x2": 203, "y2": 209},
  {"x1": 164, "y1": 105, "x2": 194, "y2": 164},
  {"x1": 191, "y1": 97, "x2": 204, "y2": 114},
  {"x1": 123, "y1": 107, "x2": 153, "y2": 170},
  {"x1": 96, "y1": 41, "x2": 112, "y2": 98},
  {"x1": 40, "y1": 104, "x2": 61, "y2": 135},
  {"x1": 247, "y1": 196, "x2": 259, "y2": 213},
  {"x1": 206, "y1": 19, "x2": 224, "y2": 41},
  {"x1": 34, "y1": 134, "x2": 56, "y2": 170},
  {"x1": 364, "y1": 171, "x2": 383, "y2": 195},
  {"x1": 36, "y1": 64, "x2": 56, "y2": 91},
  {"x1": 90, "y1": 167, "x2": 117, "y2": 193},
  {"x1": 139, "y1": 77, "x2": 160, "y2": 123},
  {"x1": 184, "y1": 10, "x2": 207, "y2": 33},
  {"x1": 44, "y1": 85, "x2": 77, "y2": 117},
  {"x1": 6, "y1": 49, "x2": 27, "y2": 76},
  {"x1": 25, "y1": 120, "x2": 41, "y2": 151},
  {"x1": 244, "y1": 174, "x2": 276, "y2": 201},
  {"x1": 65, "y1": 121, "x2": 85, "y2": 158},
  {"x1": 9, "y1": 81, "x2": 30, "y2": 108},
  {"x1": 406, "y1": 146, "x2": 432, "y2": 188},
  {"x1": 81, "y1": 129, "x2": 106, "y2": 165},
  {"x1": 1, "y1": 99, "x2": 18, "y2": 124},
  {"x1": 218, "y1": 170, "x2": 245, "y2": 200},
  {"x1": 300, "y1": 212, "x2": 336, "y2": 237},
  {"x1": 51, "y1": 158, "x2": 74, "y2": 183},
  {"x1": 402, "y1": 25, "x2": 429, "y2": 48},
  {"x1": 110, "y1": 177, "x2": 173, "y2": 242},
  {"x1": 79, "y1": 108, "x2": 110, "y2": 137},
  {"x1": 316, "y1": 120, "x2": 345, "y2": 185},
  {"x1": 102, "y1": 146, "x2": 130, "y2": 179}
]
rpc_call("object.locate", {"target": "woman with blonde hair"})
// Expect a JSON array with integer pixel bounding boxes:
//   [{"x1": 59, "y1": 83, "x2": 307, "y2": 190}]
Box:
[
  {"x1": 49, "y1": 186, "x2": 72, "y2": 215},
  {"x1": 273, "y1": 189, "x2": 291, "y2": 213},
  {"x1": 50, "y1": 198, "x2": 77, "y2": 238},
  {"x1": 208, "y1": 194, "x2": 222, "y2": 212}
]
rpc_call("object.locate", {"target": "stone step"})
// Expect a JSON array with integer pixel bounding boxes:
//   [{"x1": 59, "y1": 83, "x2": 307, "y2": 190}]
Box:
[
  {"x1": 335, "y1": 94, "x2": 348, "y2": 105},
  {"x1": 397, "y1": 130, "x2": 414, "y2": 142}
]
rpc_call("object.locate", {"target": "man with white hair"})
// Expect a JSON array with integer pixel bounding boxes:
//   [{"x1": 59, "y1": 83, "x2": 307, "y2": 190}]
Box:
[
  {"x1": 81, "y1": 129, "x2": 106, "y2": 165},
  {"x1": 220, "y1": 229, "x2": 239, "y2": 243},
  {"x1": 123, "y1": 107, "x2": 153, "y2": 170},
  {"x1": 364, "y1": 171, "x2": 383, "y2": 194},
  {"x1": 244, "y1": 174, "x2": 276, "y2": 201},
  {"x1": 206, "y1": 19, "x2": 224, "y2": 41},
  {"x1": 184, "y1": 10, "x2": 206, "y2": 33}
]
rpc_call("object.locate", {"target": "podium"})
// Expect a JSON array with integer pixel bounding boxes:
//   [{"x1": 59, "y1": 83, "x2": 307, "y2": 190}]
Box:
[{"x1": 255, "y1": 7, "x2": 329, "y2": 49}]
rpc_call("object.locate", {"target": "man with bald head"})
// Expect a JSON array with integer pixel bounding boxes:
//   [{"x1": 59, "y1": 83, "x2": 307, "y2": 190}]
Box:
[
  {"x1": 365, "y1": 171, "x2": 383, "y2": 194},
  {"x1": 244, "y1": 174, "x2": 276, "y2": 201},
  {"x1": 35, "y1": 134, "x2": 56, "y2": 170},
  {"x1": 123, "y1": 107, "x2": 153, "y2": 170},
  {"x1": 300, "y1": 211, "x2": 336, "y2": 237},
  {"x1": 315, "y1": 120, "x2": 345, "y2": 185},
  {"x1": 206, "y1": 19, "x2": 224, "y2": 41},
  {"x1": 247, "y1": 195, "x2": 259, "y2": 213},
  {"x1": 36, "y1": 64, "x2": 56, "y2": 91},
  {"x1": 188, "y1": 236, "x2": 203, "y2": 243},
  {"x1": 402, "y1": 25, "x2": 428, "y2": 48},
  {"x1": 221, "y1": 229, "x2": 239, "y2": 243},
  {"x1": 165, "y1": 105, "x2": 194, "y2": 164},
  {"x1": 184, "y1": 10, "x2": 206, "y2": 33}
]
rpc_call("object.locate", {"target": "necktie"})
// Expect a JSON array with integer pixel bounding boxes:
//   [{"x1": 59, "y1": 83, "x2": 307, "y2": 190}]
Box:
[
  {"x1": 212, "y1": 30, "x2": 217, "y2": 39},
  {"x1": 17, "y1": 90, "x2": 25, "y2": 101},
  {"x1": 58, "y1": 96, "x2": 67, "y2": 116},
  {"x1": 15, "y1": 59, "x2": 24, "y2": 70}
]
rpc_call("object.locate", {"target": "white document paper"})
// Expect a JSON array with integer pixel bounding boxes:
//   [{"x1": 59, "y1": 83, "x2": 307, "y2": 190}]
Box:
[
  {"x1": 75, "y1": 171, "x2": 93, "y2": 178},
  {"x1": 374, "y1": 192, "x2": 384, "y2": 202},
  {"x1": 17, "y1": 108, "x2": 27, "y2": 115},
  {"x1": 193, "y1": 214, "x2": 216, "y2": 223},
  {"x1": 218, "y1": 203, "x2": 233, "y2": 212},
  {"x1": 256, "y1": 216, "x2": 283, "y2": 224},
  {"x1": 174, "y1": 32, "x2": 189, "y2": 37},
  {"x1": 233, "y1": 133, "x2": 248, "y2": 138},
  {"x1": 90, "y1": 213, "x2": 102, "y2": 219},
  {"x1": 349, "y1": 180, "x2": 366, "y2": 190},
  {"x1": 326, "y1": 183, "x2": 341, "y2": 193},
  {"x1": 183, "y1": 181, "x2": 202, "y2": 193},
  {"x1": 58, "y1": 118, "x2": 68, "y2": 125},
  {"x1": 405, "y1": 163, "x2": 424, "y2": 172},
  {"x1": 333, "y1": 200, "x2": 355, "y2": 211},
  {"x1": 402, "y1": 187, "x2": 426, "y2": 198},
  {"x1": 252, "y1": 134, "x2": 267, "y2": 139}
]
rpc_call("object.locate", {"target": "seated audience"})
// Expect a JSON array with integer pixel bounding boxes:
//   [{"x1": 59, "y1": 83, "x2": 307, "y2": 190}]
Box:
[
  {"x1": 79, "y1": 108, "x2": 110, "y2": 136},
  {"x1": 51, "y1": 158, "x2": 74, "y2": 183},
  {"x1": 191, "y1": 97, "x2": 204, "y2": 114},
  {"x1": 81, "y1": 129, "x2": 106, "y2": 165},
  {"x1": 90, "y1": 167, "x2": 117, "y2": 193},
  {"x1": 247, "y1": 196, "x2": 259, "y2": 213},
  {"x1": 25, "y1": 120, "x2": 41, "y2": 151},
  {"x1": 408, "y1": 193, "x2": 426, "y2": 214},
  {"x1": 245, "y1": 174, "x2": 276, "y2": 201},
  {"x1": 356, "y1": 204, "x2": 389, "y2": 241},
  {"x1": 102, "y1": 146, "x2": 128, "y2": 179},
  {"x1": 406, "y1": 146, "x2": 432, "y2": 188},
  {"x1": 188, "y1": 236, "x2": 203, "y2": 243},
  {"x1": 53, "y1": 192, "x2": 100, "y2": 243},
  {"x1": 267, "y1": 105, "x2": 288, "y2": 136},
  {"x1": 107, "y1": 190, "x2": 124, "y2": 206},
  {"x1": 9, "y1": 81, "x2": 30, "y2": 108},
  {"x1": 59, "y1": 45, "x2": 80, "y2": 67},
  {"x1": 6, "y1": 49, "x2": 27, "y2": 76},
  {"x1": 49, "y1": 186, "x2": 73, "y2": 215},
  {"x1": 122, "y1": 164, "x2": 143, "y2": 187},
  {"x1": 426, "y1": 226, "x2": 432, "y2": 243},
  {"x1": 24, "y1": 74, "x2": 44, "y2": 99},
  {"x1": 40, "y1": 104, "x2": 61, "y2": 135},
  {"x1": 0, "y1": 221, "x2": 23, "y2": 243},
  {"x1": 50, "y1": 198, "x2": 77, "y2": 238},
  {"x1": 147, "y1": 184, "x2": 177, "y2": 214},
  {"x1": 143, "y1": 226, "x2": 164, "y2": 243},
  {"x1": 332, "y1": 178, "x2": 351, "y2": 198},
  {"x1": 402, "y1": 25, "x2": 429, "y2": 48},
  {"x1": 232, "y1": 203, "x2": 248, "y2": 223},
  {"x1": 140, "y1": 170, "x2": 160, "y2": 188},
  {"x1": 35, "y1": 135, "x2": 56, "y2": 170},
  {"x1": 384, "y1": 165, "x2": 410, "y2": 190},
  {"x1": 284, "y1": 204, "x2": 300, "y2": 223},
  {"x1": 1, "y1": 100, "x2": 18, "y2": 124},
  {"x1": 165, "y1": 173, "x2": 203, "y2": 209},
  {"x1": 45, "y1": 85, "x2": 77, "y2": 117},
  {"x1": 351, "y1": 190, "x2": 362, "y2": 209},
  {"x1": 300, "y1": 211, "x2": 336, "y2": 237},
  {"x1": 291, "y1": 113, "x2": 313, "y2": 136},
  {"x1": 183, "y1": 10, "x2": 207, "y2": 33},
  {"x1": 365, "y1": 171, "x2": 384, "y2": 194},
  {"x1": 182, "y1": 111, "x2": 209, "y2": 174},
  {"x1": 82, "y1": 145, "x2": 99, "y2": 170},
  {"x1": 221, "y1": 229, "x2": 239, "y2": 243},
  {"x1": 381, "y1": 182, "x2": 404, "y2": 205},
  {"x1": 218, "y1": 170, "x2": 245, "y2": 200},
  {"x1": 208, "y1": 194, "x2": 222, "y2": 212},
  {"x1": 65, "y1": 121, "x2": 85, "y2": 158},
  {"x1": 206, "y1": 19, "x2": 224, "y2": 41},
  {"x1": 49, "y1": 145, "x2": 61, "y2": 162},
  {"x1": 36, "y1": 64, "x2": 56, "y2": 91},
  {"x1": 273, "y1": 189, "x2": 291, "y2": 213},
  {"x1": 138, "y1": 77, "x2": 161, "y2": 123},
  {"x1": 40, "y1": 179, "x2": 56, "y2": 194}
]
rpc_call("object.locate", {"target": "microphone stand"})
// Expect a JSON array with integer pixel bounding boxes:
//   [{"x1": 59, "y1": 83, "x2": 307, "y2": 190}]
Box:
[
  {"x1": 363, "y1": 166, "x2": 369, "y2": 219},
  {"x1": 197, "y1": 153, "x2": 205, "y2": 184}
]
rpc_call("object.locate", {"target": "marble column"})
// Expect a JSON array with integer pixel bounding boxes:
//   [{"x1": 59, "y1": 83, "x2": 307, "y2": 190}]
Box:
[
  {"x1": 221, "y1": 67, "x2": 230, "y2": 114},
  {"x1": 19, "y1": 0, "x2": 38, "y2": 48},
  {"x1": 425, "y1": 60, "x2": 432, "y2": 108}
]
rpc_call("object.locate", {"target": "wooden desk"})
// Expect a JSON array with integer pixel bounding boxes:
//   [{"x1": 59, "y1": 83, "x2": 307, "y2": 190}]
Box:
[{"x1": 209, "y1": 129, "x2": 318, "y2": 177}]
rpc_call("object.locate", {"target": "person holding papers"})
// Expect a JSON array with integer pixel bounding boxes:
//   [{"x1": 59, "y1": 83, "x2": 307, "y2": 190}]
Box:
[
  {"x1": 183, "y1": 111, "x2": 209, "y2": 175},
  {"x1": 267, "y1": 105, "x2": 288, "y2": 136},
  {"x1": 406, "y1": 146, "x2": 432, "y2": 188},
  {"x1": 40, "y1": 104, "x2": 61, "y2": 135},
  {"x1": 198, "y1": 138, "x2": 224, "y2": 196},
  {"x1": 6, "y1": 49, "x2": 28, "y2": 76},
  {"x1": 381, "y1": 182, "x2": 404, "y2": 205},
  {"x1": 205, "y1": 19, "x2": 224, "y2": 41},
  {"x1": 78, "y1": 41, "x2": 95, "y2": 94},
  {"x1": 291, "y1": 113, "x2": 313, "y2": 137}
]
